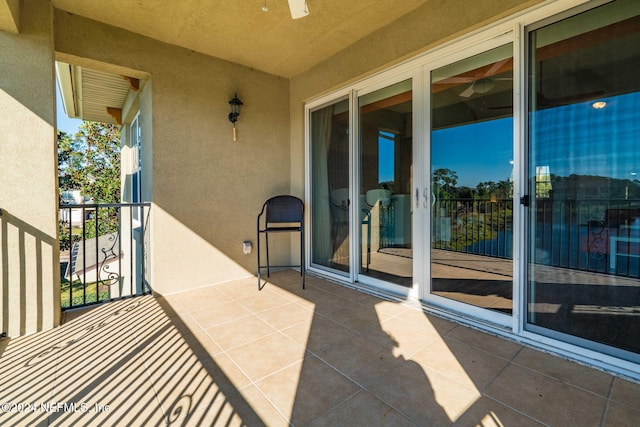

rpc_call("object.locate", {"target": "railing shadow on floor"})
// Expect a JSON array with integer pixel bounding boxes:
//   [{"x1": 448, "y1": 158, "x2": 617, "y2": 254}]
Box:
[{"x1": 0, "y1": 295, "x2": 266, "y2": 426}]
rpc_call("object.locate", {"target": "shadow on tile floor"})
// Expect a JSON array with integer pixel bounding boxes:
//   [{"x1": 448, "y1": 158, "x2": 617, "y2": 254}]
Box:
[
  {"x1": 1, "y1": 270, "x2": 640, "y2": 426},
  {"x1": 0, "y1": 296, "x2": 266, "y2": 426}
]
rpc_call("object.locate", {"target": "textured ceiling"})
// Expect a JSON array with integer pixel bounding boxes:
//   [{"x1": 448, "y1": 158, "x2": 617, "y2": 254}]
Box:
[{"x1": 52, "y1": 0, "x2": 427, "y2": 78}]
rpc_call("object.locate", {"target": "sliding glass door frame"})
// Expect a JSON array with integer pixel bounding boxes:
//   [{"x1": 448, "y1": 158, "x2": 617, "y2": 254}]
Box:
[
  {"x1": 306, "y1": 91, "x2": 355, "y2": 283},
  {"x1": 352, "y1": 70, "x2": 422, "y2": 298},
  {"x1": 304, "y1": 0, "x2": 640, "y2": 379},
  {"x1": 418, "y1": 30, "x2": 523, "y2": 329}
]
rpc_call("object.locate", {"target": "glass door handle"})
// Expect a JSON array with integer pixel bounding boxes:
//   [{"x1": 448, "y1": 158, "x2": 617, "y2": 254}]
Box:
[
  {"x1": 416, "y1": 188, "x2": 420, "y2": 208},
  {"x1": 423, "y1": 188, "x2": 429, "y2": 208}
]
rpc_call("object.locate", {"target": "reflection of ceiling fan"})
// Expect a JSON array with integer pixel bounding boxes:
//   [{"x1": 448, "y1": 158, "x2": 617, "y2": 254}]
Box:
[
  {"x1": 434, "y1": 58, "x2": 513, "y2": 98},
  {"x1": 262, "y1": 0, "x2": 310, "y2": 19},
  {"x1": 459, "y1": 75, "x2": 512, "y2": 98}
]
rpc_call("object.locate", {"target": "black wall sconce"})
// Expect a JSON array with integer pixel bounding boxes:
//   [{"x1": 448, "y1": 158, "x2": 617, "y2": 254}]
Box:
[{"x1": 228, "y1": 93, "x2": 243, "y2": 141}]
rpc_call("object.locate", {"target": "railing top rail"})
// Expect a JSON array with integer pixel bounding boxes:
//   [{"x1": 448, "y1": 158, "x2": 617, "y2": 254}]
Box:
[{"x1": 60, "y1": 202, "x2": 152, "y2": 209}]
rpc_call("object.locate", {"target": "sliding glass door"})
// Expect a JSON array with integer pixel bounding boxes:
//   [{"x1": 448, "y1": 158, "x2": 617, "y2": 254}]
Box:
[
  {"x1": 358, "y1": 79, "x2": 414, "y2": 289},
  {"x1": 527, "y1": 0, "x2": 640, "y2": 361},
  {"x1": 428, "y1": 42, "x2": 514, "y2": 323},
  {"x1": 310, "y1": 98, "x2": 351, "y2": 274},
  {"x1": 306, "y1": 0, "x2": 640, "y2": 371}
]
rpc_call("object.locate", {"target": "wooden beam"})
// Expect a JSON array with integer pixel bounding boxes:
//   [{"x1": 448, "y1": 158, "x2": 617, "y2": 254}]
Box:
[
  {"x1": 122, "y1": 76, "x2": 140, "y2": 91},
  {"x1": 106, "y1": 107, "x2": 122, "y2": 125}
]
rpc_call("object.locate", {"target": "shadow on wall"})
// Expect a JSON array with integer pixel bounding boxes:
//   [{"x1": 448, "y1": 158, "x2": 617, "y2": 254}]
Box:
[{"x1": 0, "y1": 209, "x2": 58, "y2": 337}]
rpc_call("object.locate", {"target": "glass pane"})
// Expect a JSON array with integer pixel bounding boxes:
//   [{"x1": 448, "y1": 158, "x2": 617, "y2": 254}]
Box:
[
  {"x1": 359, "y1": 80, "x2": 413, "y2": 286},
  {"x1": 430, "y1": 44, "x2": 514, "y2": 315},
  {"x1": 311, "y1": 99, "x2": 350, "y2": 272},
  {"x1": 528, "y1": 0, "x2": 640, "y2": 359}
]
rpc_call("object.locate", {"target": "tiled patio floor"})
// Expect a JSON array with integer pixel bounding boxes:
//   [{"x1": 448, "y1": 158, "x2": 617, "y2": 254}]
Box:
[{"x1": 1, "y1": 270, "x2": 640, "y2": 426}]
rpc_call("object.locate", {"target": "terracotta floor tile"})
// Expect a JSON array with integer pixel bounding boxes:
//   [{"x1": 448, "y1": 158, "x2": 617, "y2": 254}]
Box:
[
  {"x1": 603, "y1": 402, "x2": 640, "y2": 427},
  {"x1": 328, "y1": 303, "x2": 385, "y2": 334},
  {"x1": 172, "y1": 285, "x2": 230, "y2": 310},
  {"x1": 235, "y1": 289, "x2": 292, "y2": 314},
  {"x1": 256, "y1": 302, "x2": 314, "y2": 330},
  {"x1": 368, "y1": 360, "x2": 481, "y2": 425},
  {"x1": 209, "y1": 353, "x2": 252, "y2": 390},
  {"x1": 212, "y1": 277, "x2": 258, "y2": 300},
  {"x1": 367, "y1": 316, "x2": 442, "y2": 358},
  {"x1": 238, "y1": 385, "x2": 290, "y2": 427},
  {"x1": 205, "y1": 314, "x2": 276, "y2": 351},
  {"x1": 308, "y1": 390, "x2": 416, "y2": 427},
  {"x1": 485, "y1": 363, "x2": 607, "y2": 426},
  {"x1": 411, "y1": 337, "x2": 510, "y2": 391},
  {"x1": 445, "y1": 325, "x2": 522, "y2": 360},
  {"x1": 395, "y1": 308, "x2": 458, "y2": 337},
  {"x1": 189, "y1": 300, "x2": 252, "y2": 329},
  {"x1": 513, "y1": 347, "x2": 614, "y2": 397},
  {"x1": 314, "y1": 333, "x2": 402, "y2": 386},
  {"x1": 610, "y1": 377, "x2": 640, "y2": 411},
  {"x1": 256, "y1": 355, "x2": 360, "y2": 426},
  {"x1": 4, "y1": 275, "x2": 640, "y2": 427},
  {"x1": 372, "y1": 299, "x2": 412, "y2": 322},
  {"x1": 452, "y1": 396, "x2": 545, "y2": 426},
  {"x1": 225, "y1": 332, "x2": 306, "y2": 382},
  {"x1": 280, "y1": 313, "x2": 358, "y2": 353}
]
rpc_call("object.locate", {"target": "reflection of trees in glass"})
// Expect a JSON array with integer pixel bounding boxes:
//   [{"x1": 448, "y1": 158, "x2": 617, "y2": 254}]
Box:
[
  {"x1": 548, "y1": 174, "x2": 640, "y2": 201},
  {"x1": 436, "y1": 199, "x2": 512, "y2": 253},
  {"x1": 432, "y1": 168, "x2": 458, "y2": 199},
  {"x1": 432, "y1": 168, "x2": 513, "y2": 255}
]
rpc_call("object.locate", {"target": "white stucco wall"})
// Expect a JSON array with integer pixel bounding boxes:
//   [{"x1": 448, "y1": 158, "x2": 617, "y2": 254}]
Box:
[
  {"x1": 0, "y1": 0, "x2": 59, "y2": 337},
  {"x1": 54, "y1": 11, "x2": 291, "y2": 295}
]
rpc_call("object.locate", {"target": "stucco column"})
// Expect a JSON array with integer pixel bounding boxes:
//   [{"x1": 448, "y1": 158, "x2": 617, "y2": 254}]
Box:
[{"x1": 0, "y1": 0, "x2": 59, "y2": 337}]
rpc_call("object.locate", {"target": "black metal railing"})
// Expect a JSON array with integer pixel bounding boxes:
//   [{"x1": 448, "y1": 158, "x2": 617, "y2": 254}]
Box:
[
  {"x1": 432, "y1": 197, "x2": 640, "y2": 278},
  {"x1": 59, "y1": 202, "x2": 151, "y2": 309},
  {"x1": 534, "y1": 198, "x2": 640, "y2": 278},
  {"x1": 432, "y1": 198, "x2": 513, "y2": 259}
]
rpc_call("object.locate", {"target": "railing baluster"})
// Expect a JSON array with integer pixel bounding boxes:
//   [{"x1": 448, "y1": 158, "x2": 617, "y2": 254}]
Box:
[
  {"x1": 58, "y1": 202, "x2": 151, "y2": 310},
  {"x1": 118, "y1": 205, "x2": 122, "y2": 301},
  {"x1": 95, "y1": 205, "x2": 100, "y2": 303},
  {"x1": 82, "y1": 206, "x2": 87, "y2": 306},
  {"x1": 67, "y1": 206, "x2": 72, "y2": 308},
  {"x1": 130, "y1": 205, "x2": 134, "y2": 297},
  {"x1": 141, "y1": 205, "x2": 146, "y2": 294}
]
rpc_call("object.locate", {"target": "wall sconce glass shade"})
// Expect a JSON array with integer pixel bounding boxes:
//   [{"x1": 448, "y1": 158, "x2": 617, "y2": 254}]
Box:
[{"x1": 228, "y1": 94, "x2": 243, "y2": 123}]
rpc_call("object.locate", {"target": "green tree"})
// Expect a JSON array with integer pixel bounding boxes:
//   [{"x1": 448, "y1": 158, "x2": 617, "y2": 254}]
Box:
[
  {"x1": 58, "y1": 122, "x2": 121, "y2": 201},
  {"x1": 58, "y1": 122, "x2": 121, "y2": 250},
  {"x1": 432, "y1": 168, "x2": 458, "y2": 199},
  {"x1": 77, "y1": 121, "x2": 121, "y2": 203}
]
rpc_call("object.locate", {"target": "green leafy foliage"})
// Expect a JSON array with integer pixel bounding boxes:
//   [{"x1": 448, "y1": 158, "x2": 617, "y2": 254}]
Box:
[{"x1": 58, "y1": 122, "x2": 121, "y2": 249}]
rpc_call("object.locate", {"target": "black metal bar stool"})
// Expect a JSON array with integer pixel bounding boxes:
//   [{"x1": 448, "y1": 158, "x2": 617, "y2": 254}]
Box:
[{"x1": 257, "y1": 195, "x2": 305, "y2": 290}]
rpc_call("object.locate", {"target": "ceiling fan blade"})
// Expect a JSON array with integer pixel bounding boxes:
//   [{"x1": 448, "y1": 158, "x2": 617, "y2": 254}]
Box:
[
  {"x1": 459, "y1": 84, "x2": 476, "y2": 98},
  {"x1": 288, "y1": 0, "x2": 309, "y2": 19},
  {"x1": 435, "y1": 76, "x2": 475, "y2": 84},
  {"x1": 483, "y1": 58, "x2": 511, "y2": 77}
]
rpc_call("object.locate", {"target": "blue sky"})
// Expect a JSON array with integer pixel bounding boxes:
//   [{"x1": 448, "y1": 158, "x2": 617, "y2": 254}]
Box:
[
  {"x1": 56, "y1": 83, "x2": 83, "y2": 135},
  {"x1": 428, "y1": 91, "x2": 640, "y2": 188},
  {"x1": 378, "y1": 131, "x2": 395, "y2": 182},
  {"x1": 531, "y1": 92, "x2": 640, "y2": 182},
  {"x1": 432, "y1": 117, "x2": 513, "y2": 187}
]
